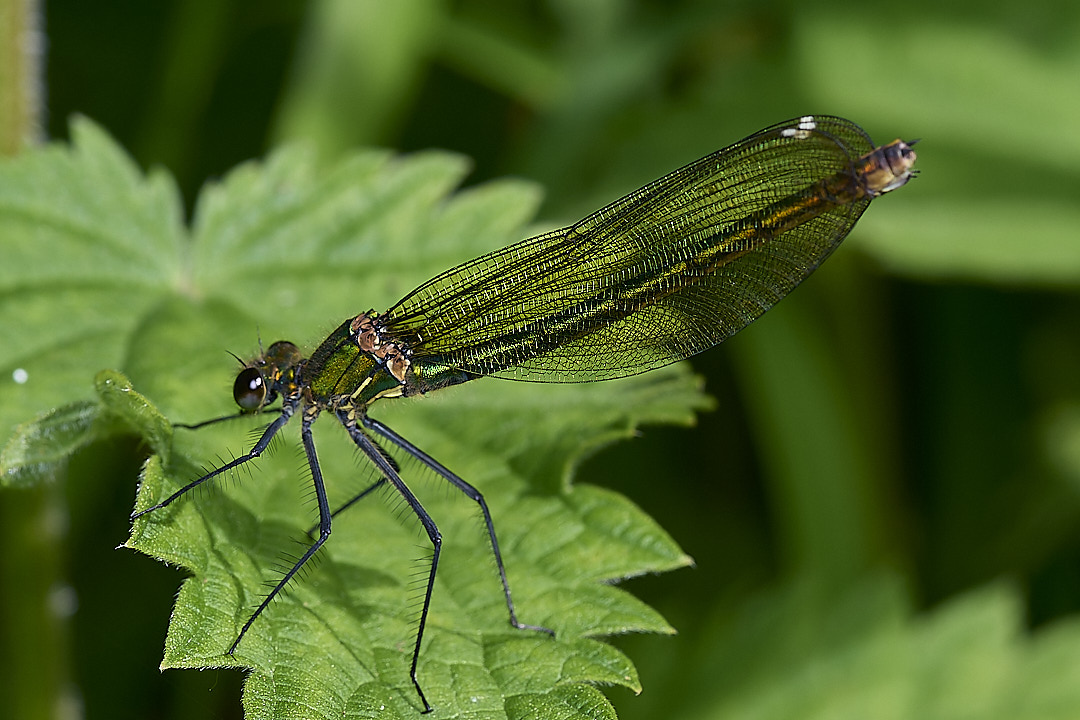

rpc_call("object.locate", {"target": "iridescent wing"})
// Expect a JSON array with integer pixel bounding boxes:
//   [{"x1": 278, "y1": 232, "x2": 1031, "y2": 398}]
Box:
[{"x1": 385, "y1": 116, "x2": 892, "y2": 383}]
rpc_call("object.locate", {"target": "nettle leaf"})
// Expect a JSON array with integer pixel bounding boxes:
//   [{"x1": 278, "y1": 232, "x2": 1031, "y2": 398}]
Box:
[
  {"x1": 0, "y1": 117, "x2": 185, "y2": 460},
  {"x1": 681, "y1": 577, "x2": 1080, "y2": 720},
  {"x1": 0, "y1": 120, "x2": 704, "y2": 717}
]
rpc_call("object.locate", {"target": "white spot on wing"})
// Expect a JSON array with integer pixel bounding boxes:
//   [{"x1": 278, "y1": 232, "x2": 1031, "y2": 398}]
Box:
[{"x1": 781, "y1": 115, "x2": 817, "y2": 139}]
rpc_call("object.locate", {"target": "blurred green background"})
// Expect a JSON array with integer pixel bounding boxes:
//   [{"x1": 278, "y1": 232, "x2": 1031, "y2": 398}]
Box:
[{"x1": 4, "y1": 0, "x2": 1080, "y2": 718}]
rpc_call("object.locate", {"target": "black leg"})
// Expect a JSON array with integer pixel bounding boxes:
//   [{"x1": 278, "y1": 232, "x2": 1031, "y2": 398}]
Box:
[
  {"x1": 132, "y1": 407, "x2": 294, "y2": 519},
  {"x1": 227, "y1": 409, "x2": 333, "y2": 655},
  {"x1": 362, "y1": 415, "x2": 554, "y2": 637},
  {"x1": 303, "y1": 436, "x2": 398, "y2": 536},
  {"x1": 341, "y1": 412, "x2": 438, "y2": 714},
  {"x1": 305, "y1": 478, "x2": 387, "y2": 538},
  {"x1": 172, "y1": 411, "x2": 248, "y2": 430}
]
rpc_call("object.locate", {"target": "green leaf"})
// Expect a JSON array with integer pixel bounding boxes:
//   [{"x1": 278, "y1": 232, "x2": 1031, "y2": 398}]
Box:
[
  {"x1": 1, "y1": 400, "x2": 98, "y2": 486},
  {"x1": 0, "y1": 116, "x2": 185, "y2": 448},
  {"x1": 0, "y1": 120, "x2": 705, "y2": 717},
  {"x1": 1, "y1": 370, "x2": 170, "y2": 486},
  {"x1": 656, "y1": 576, "x2": 1080, "y2": 720}
]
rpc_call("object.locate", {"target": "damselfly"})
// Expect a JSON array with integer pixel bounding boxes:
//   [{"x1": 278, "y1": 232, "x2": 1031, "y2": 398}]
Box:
[{"x1": 133, "y1": 115, "x2": 916, "y2": 713}]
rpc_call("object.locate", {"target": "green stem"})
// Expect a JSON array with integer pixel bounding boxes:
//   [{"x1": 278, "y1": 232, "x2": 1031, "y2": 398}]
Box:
[
  {"x1": 0, "y1": 4, "x2": 66, "y2": 719},
  {"x1": 0, "y1": 0, "x2": 43, "y2": 154}
]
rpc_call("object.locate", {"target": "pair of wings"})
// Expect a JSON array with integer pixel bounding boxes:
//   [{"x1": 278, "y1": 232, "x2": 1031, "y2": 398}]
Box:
[{"x1": 384, "y1": 116, "x2": 881, "y2": 384}]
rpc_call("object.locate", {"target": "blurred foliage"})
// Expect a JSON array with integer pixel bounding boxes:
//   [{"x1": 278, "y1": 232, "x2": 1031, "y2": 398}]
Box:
[{"x1": 2, "y1": 0, "x2": 1080, "y2": 718}]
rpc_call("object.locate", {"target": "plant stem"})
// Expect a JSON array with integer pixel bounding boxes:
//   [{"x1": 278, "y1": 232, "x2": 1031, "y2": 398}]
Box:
[
  {"x1": 0, "y1": 4, "x2": 70, "y2": 720},
  {"x1": 0, "y1": 0, "x2": 43, "y2": 154}
]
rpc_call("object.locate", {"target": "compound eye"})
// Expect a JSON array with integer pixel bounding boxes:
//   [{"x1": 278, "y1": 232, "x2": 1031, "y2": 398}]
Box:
[{"x1": 233, "y1": 367, "x2": 267, "y2": 411}]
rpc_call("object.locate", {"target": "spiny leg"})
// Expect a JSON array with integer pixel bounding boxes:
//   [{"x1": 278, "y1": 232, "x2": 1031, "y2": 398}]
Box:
[
  {"x1": 228, "y1": 409, "x2": 333, "y2": 654},
  {"x1": 362, "y1": 415, "x2": 553, "y2": 637},
  {"x1": 342, "y1": 412, "x2": 439, "y2": 714},
  {"x1": 306, "y1": 478, "x2": 386, "y2": 538},
  {"x1": 132, "y1": 408, "x2": 294, "y2": 519},
  {"x1": 303, "y1": 439, "x2": 399, "y2": 537}
]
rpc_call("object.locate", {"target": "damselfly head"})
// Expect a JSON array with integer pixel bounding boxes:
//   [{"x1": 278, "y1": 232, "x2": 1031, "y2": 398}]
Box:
[{"x1": 232, "y1": 340, "x2": 302, "y2": 412}]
